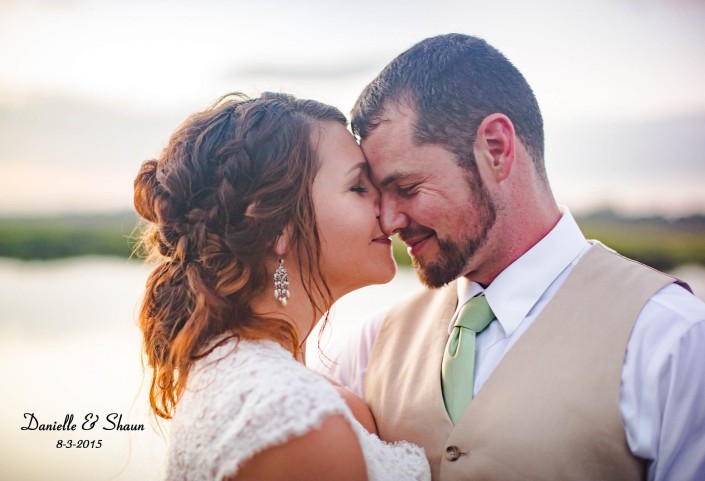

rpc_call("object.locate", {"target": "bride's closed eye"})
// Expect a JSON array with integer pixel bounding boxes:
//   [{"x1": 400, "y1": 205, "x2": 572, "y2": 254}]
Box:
[
  {"x1": 350, "y1": 171, "x2": 374, "y2": 195},
  {"x1": 350, "y1": 184, "x2": 369, "y2": 194}
]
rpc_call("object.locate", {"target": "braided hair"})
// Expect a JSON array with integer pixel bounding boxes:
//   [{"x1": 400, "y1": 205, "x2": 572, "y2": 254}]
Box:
[{"x1": 133, "y1": 92, "x2": 346, "y2": 419}]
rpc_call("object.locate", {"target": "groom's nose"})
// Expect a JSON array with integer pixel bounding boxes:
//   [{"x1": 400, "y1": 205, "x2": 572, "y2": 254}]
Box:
[{"x1": 379, "y1": 195, "x2": 409, "y2": 236}]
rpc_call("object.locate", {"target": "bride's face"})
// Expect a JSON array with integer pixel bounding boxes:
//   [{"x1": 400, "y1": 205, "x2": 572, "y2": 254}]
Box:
[{"x1": 311, "y1": 121, "x2": 396, "y2": 297}]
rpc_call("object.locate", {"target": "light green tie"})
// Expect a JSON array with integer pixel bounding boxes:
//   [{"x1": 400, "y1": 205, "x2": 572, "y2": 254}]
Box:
[{"x1": 441, "y1": 295, "x2": 495, "y2": 424}]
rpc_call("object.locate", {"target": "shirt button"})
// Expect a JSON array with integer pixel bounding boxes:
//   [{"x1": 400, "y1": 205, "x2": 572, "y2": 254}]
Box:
[{"x1": 444, "y1": 445, "x2": 461, "y2": 461}]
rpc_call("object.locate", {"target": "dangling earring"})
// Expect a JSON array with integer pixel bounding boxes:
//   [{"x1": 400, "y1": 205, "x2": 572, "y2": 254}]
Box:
[{"x1": 274, "y1": 259, "x2": 290, "y2": 306}]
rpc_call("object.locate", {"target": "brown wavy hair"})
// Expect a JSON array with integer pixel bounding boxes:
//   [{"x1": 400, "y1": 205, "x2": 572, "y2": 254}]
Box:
[{"x1": 134, "y1": 92, "x2": 346, "y2": 419}]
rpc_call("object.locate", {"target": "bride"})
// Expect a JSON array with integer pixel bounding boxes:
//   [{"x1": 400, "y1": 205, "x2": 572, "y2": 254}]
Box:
[{"x1": 133, "y1": 92, "x2": 431, "y2": 480}]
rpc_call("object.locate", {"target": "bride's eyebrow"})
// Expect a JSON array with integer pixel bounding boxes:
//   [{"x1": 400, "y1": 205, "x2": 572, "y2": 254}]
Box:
[{"x1": 345, "y1": 161, "x2": 368, "y2": 176}]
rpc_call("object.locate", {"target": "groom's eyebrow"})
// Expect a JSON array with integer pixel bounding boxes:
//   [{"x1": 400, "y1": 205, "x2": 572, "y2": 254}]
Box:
[{"x1": 379, "y1": 172, "x2": 411, "y2": 188}]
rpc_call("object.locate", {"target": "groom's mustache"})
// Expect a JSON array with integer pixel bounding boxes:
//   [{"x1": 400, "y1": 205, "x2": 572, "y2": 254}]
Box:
[{"x1": 398, "y1": 225, "x2": 435, "y2": 246}]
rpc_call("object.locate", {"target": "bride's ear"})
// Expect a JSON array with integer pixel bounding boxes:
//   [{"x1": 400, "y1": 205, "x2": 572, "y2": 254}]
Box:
[{"x1": 273, "y1": 223, "x2": 293, "y2": 258}]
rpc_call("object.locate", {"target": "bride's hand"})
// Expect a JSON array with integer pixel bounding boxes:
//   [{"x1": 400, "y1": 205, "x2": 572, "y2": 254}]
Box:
[{"x1": 333, "y1": 385, "x2": 378, "y2": 435}]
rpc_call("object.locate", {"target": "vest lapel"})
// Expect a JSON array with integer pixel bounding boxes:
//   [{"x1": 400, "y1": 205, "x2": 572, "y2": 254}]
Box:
[
  {"x1": 365, "y1": 282, "x2": 458, "y2": 476},
  {"x1": 427, "y1": 285, "x2": 458, "y2": 425}
]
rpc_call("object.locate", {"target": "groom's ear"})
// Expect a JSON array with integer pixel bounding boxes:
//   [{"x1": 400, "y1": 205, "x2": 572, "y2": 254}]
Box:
[{"x1": 474, "y1": 113, "x2": 515, "y2": 183}]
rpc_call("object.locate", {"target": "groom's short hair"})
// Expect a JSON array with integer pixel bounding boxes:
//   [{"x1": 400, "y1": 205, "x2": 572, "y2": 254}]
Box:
[{"x1": 351, "y1": 33, "x2": 546, "y2": 179}]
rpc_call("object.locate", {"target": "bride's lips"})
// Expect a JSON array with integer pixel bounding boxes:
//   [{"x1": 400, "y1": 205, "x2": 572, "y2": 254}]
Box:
[
  {"x1": 406, "y1": 234, "x2": 433, "y2": 257},
  {"x1": 372, "y1": 235, "x2": 392, "y2": 245}
]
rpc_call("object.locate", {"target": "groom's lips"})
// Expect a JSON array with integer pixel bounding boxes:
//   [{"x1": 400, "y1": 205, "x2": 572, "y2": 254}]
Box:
[{"x1": 405, "y1": 234, "x2": 433, "y2": 257}]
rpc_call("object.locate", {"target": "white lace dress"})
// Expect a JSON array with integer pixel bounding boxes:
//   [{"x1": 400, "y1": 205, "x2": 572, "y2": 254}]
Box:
[{"x1": 166, "y1": 338, "x2": 430, "y2": 481}]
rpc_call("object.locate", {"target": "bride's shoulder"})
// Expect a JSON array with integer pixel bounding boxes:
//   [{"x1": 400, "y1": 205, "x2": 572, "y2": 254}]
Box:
[
  {"x1": 168, "y1": 337, "x2": 360, "y2": 480},
  {"x1": 187, "y1": 337, "x2": 342, "y2": 408},
  {"x1": 190, "y1": 337, "x2": 293, "y2": 379}
]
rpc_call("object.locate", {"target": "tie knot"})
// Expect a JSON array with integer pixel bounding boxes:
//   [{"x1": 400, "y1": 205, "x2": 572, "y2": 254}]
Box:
[{"x1": 454, "y1": 295, "x2": 495, "y2": 333}]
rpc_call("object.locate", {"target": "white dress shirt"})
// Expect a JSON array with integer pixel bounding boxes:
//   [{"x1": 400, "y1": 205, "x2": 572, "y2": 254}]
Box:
[{"x1": 307, "y1": 210, "x2": 705, "y2": 481}]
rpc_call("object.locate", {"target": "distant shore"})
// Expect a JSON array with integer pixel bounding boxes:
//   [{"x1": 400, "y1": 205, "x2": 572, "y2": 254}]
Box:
[{"x1": 1, "y1": 209, "x2": 704, "y2": 271}]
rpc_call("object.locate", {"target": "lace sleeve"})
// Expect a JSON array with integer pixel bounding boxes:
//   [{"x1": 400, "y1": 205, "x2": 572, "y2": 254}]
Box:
[
  {"x1": 217, "y1": 355, "x2": 350, "y2": 477},
  {"x1": 166, "y1": 340, "x2": 351, "y2": 481}
]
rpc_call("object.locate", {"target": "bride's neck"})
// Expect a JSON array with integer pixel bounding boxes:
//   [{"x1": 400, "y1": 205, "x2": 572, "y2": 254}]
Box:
[{"x1": 249, "y1": 274, "x2": 335, "y2": 363}]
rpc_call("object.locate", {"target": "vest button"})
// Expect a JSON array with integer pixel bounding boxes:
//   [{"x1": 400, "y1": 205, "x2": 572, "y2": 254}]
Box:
[{"x1": 444, "y1": 445, "x2": 461, "y2": 461}]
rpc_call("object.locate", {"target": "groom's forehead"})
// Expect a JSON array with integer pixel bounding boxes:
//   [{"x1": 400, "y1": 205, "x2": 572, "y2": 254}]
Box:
[{"x1": 361, "y1": 106, "x2": 416, "y2": 152}]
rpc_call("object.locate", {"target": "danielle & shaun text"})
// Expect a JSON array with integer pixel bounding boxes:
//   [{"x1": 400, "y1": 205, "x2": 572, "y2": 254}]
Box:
[{"x1": 21, "y1": 412, "x2": 145, "y2": 432}]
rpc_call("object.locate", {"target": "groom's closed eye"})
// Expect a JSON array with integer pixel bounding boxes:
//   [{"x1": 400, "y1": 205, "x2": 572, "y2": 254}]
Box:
[{"x1": 395, "y1": 182, "x2": 421, "y2": 198}]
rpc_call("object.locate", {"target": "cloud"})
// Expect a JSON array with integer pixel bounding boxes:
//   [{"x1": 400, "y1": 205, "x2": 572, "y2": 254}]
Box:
[
  {"x1": 0, "y1": 93, "x2": 182, "y2": 168},
  {"x1": 0, "y1": 93, "x2": 186, "y2": 213},
  {"x1": 224, "y1": 58, "x2": 386, "y2": 81}
]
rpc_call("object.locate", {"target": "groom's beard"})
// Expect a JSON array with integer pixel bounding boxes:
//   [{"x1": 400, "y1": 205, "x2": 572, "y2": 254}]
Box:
[{"x1": 405, "y1": 178, "x2": 497, "y2": 289}]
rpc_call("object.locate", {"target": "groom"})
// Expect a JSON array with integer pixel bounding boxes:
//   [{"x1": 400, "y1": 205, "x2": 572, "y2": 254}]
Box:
[{"x1": 309, "y1": 34, "x2": 705, "y2": 480}]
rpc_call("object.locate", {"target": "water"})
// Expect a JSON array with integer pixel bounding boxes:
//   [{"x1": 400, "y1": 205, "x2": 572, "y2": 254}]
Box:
[
  {"x1": 0, "y1": 258, "x2": 703, "y2": 480},
  {"x1": 0, "y1": 257, "x2": 164, "y2": 481}
]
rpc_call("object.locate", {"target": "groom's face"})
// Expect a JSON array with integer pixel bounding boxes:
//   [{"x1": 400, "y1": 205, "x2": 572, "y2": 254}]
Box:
[{"x1": 361, "y1": 104, "x2": 497, "y2": 288}]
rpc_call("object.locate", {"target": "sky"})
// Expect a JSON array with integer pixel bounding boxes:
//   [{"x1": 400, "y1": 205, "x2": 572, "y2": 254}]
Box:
[{"x1": 1, "y1": 0, "x2": 704, "y2": 216}]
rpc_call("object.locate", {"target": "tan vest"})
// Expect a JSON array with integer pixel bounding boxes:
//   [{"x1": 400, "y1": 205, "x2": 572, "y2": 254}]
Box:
[{"x1": 365, "y1": 245, "x2": 678, "y2": 481}]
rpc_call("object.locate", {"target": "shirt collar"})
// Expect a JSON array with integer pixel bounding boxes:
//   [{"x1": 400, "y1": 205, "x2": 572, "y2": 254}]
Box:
[{"x1": 453, "y1": 207, "x2": 589, "y2": 335}]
